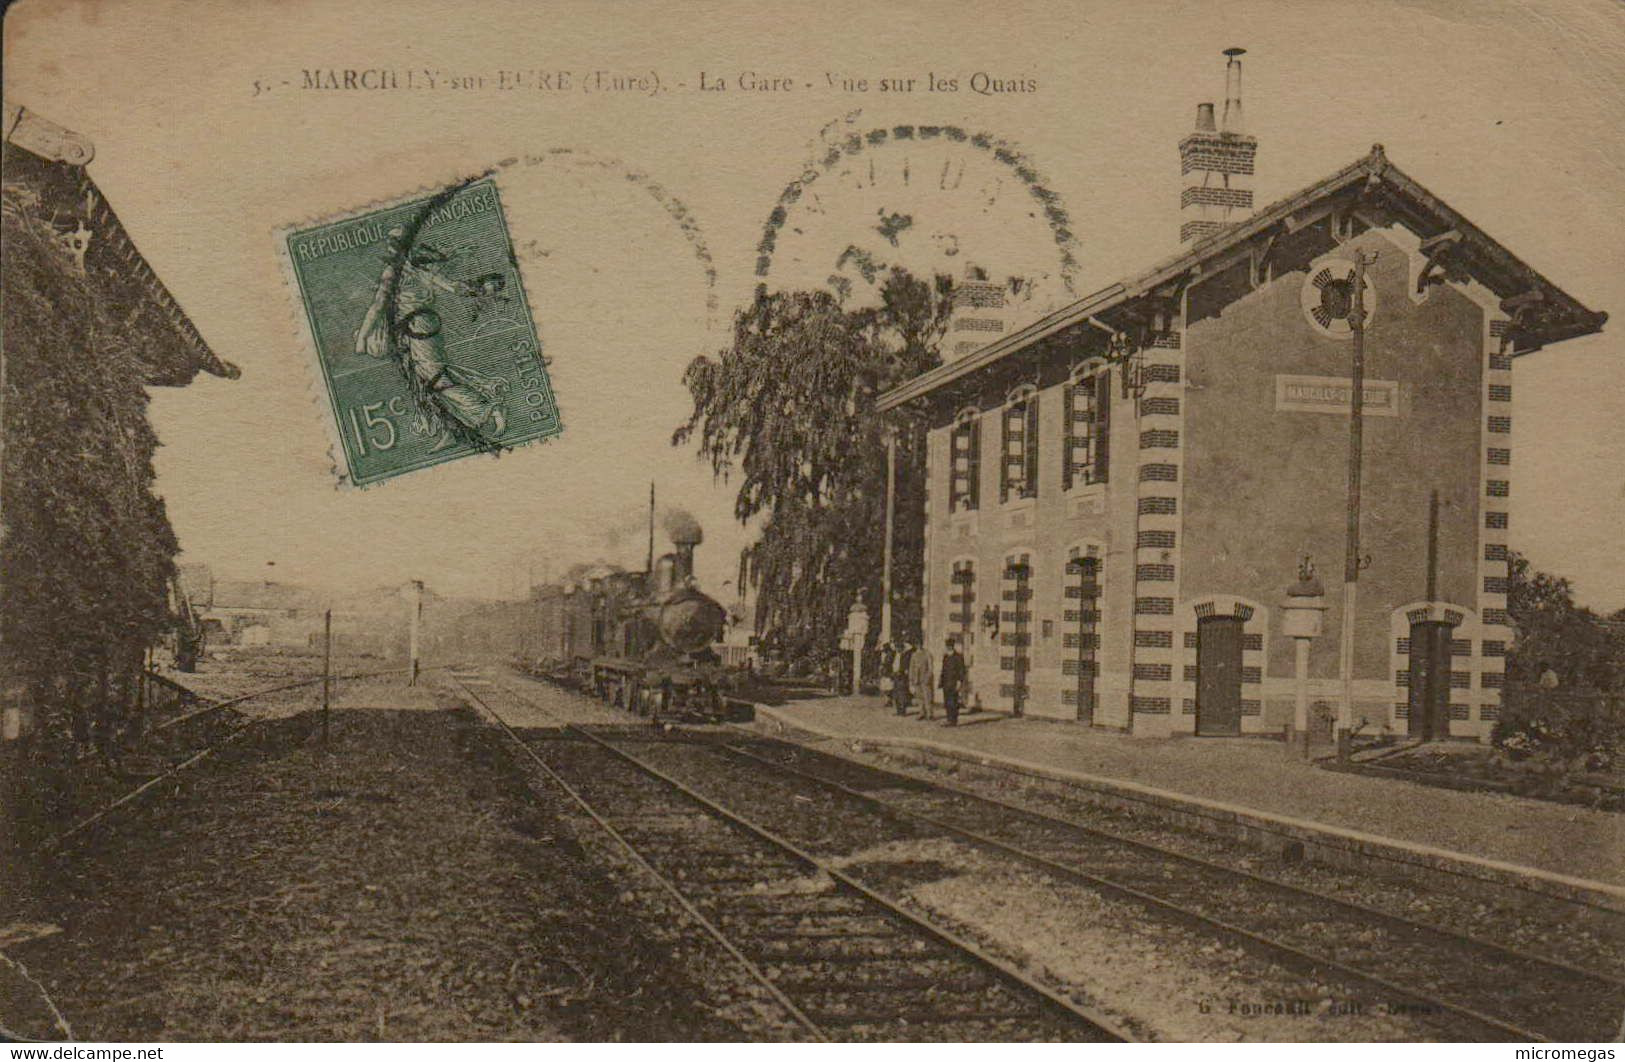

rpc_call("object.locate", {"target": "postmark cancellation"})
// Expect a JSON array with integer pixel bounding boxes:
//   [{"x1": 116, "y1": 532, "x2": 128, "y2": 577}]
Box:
[{"x1": 280, "y1": 176, "x2": 560, "y2": 487}]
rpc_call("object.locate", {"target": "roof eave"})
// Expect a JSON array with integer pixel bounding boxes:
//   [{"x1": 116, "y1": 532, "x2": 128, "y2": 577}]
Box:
[{"x1": 878, "y1": 145, "x2": 1605, "y2": 410}]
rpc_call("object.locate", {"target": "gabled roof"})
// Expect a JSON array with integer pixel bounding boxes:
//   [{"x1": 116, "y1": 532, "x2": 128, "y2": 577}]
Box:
[
  {"x1": 879, "y1": 145, "x2": 1606, "y2": 412},
  {"x1": 3, "y1": 102, "x2": 238, "y2": 386}
]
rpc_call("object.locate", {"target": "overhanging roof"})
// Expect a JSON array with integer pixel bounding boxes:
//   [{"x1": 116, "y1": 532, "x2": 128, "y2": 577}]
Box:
[
  {"x1": 879, "y1": 144, "x2": 1606, "y2": 412},
  {"x1": 3, "y1": 102, "x2": 239, "y2": 386}
]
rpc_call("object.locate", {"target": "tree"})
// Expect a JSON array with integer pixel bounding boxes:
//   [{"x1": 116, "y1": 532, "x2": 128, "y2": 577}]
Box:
[
  {"x1": 674, "y1": 270, "x2": 953, "y2": 666},
  {"x1": 2, "y1": 187, "x2": 179, "y2": 775},
  {"x1": 1503, "y1": 551, "x2": 1622, "y2": 691}
]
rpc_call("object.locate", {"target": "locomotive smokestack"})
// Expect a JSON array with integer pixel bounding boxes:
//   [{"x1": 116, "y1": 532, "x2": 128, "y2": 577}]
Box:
[{"x1": 663, "y1": 509, "x2": 703, "y2": 584}]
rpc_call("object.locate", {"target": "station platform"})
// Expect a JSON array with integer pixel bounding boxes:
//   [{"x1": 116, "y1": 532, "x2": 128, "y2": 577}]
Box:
[{"x1": 749, "y1": 694, "x2": 1625, "y2": 909}]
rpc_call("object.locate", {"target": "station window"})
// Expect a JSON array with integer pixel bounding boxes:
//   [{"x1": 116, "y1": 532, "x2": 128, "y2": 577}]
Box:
[
  {"x1": 948, "y1": 409, "x2": 980, "y2": 513},
  {"x1": 949, "y1": 560, "x2": 977, "y2": 647},
  {"x1": 1063, "y1": 366, "x2": 1111, "y2": 490},
  {"x1": 1001, "y1": 387, "x2": 1039, "y2": 503}
]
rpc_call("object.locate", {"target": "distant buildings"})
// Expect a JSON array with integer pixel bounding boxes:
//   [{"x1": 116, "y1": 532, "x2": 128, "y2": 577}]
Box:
[{"x1": 176, "y1": 563, "x2": 420, "y2": 658}]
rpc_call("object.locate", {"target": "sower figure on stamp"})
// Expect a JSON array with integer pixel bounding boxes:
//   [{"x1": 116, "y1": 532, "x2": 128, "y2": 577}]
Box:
[
  {"x1": 354, "y1": 227, "x2": 510, "y2": 452},
  {"x1": 940, "y1": 638, "x2": 967, "y2": 727},
  {"x1": 908, "y1": 640, "x2": 934, "y2": 720}
]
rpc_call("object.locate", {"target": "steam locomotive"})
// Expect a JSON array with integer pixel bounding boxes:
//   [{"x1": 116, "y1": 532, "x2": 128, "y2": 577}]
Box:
[{"x1": 515, "y1": 521, "x2": 746, "y2": 722}]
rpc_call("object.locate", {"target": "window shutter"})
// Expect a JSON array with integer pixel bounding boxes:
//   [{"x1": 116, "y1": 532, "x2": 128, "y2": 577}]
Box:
[
  {"x1": 1061, "y1": 385, "x2": 1075, "y2": 492},
  {"x1": 967, "y1": 416, "x2": 980, "y2": 510},
  {"x1": 1023, "y1": 395, "x2": 1040, "y2": 497},
  {"x1": 949, "y1": 422, "x2": 968, "y2": 512},
  {"x1": 998, "y1": 409, "x2": 1007, "y2": 503},
  {"x1": 1094, "y1": 369, "x2": 1111, "y2": 483}
]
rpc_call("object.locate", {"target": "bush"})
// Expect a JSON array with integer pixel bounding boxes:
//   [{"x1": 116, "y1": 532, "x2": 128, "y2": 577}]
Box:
[
  {"x1": 1492, "y1": 552, "x2": 1625, "y2": 770},
  {"x1": 1493, "y1": 686, "x2": 1623, "y2": 770}
]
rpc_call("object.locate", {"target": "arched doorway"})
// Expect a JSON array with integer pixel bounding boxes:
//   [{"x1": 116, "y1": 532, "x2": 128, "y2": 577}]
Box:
[{"x1": 1000, "y1": 552, "x2": 1033, "y2": 716}]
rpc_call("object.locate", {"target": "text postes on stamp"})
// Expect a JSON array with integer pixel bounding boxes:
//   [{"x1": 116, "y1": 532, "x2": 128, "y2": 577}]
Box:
[{"x1": 283, "y1": 177, "x2": 559, "y2": 486}]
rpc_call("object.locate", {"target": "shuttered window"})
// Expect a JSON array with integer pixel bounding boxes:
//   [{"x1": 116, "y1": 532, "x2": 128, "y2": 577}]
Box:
[
  {"x1": 1093, "y1": 367, "x2": 1111, "y2": 484},
  {"x1": 1001, "y1": 390, "x2": 1039, "y2": 502},
  {"x1": 1063, "y1": 367, "x2": 1111, "y2": 489},
  {"x1": 949, "y1": 560, "x2": 976, "y2": 644},
  {"x1": 949, "y1": 412, "x2": 980, "y2": 513}
]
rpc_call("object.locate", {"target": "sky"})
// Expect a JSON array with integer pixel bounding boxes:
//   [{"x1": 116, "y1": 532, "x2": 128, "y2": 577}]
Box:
[{"x1": 6, "y1": 0, "x2": 1623, "y2": 610}]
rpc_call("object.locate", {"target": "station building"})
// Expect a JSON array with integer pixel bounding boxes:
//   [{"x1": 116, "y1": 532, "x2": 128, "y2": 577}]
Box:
[{"x1": 876, "y1": 60, "x2": 1605, "y2": 740}]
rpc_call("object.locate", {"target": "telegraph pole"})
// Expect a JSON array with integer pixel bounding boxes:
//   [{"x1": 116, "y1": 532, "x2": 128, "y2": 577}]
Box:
[
  {"x1": 879, "y1": 429, "x2": 897, "y2": 645},
  {"x1": 407, "y1": 579, "x2": 423, "y2": 686},
  {"x1": 1338, "y1": 251, "x2": 1374, "y2": 750},
  {"x1": 321, "y1": 609, "x2": 332, "y2": 748},
  {"x1": 1426, "y1": 489, "x2": 1440, "y2": 603}
]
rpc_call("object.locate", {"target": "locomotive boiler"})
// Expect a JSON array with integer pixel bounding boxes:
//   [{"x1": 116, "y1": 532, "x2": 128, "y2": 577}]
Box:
[{"x1": 518, "y1": 512, "x2": 743, "y2": 722}]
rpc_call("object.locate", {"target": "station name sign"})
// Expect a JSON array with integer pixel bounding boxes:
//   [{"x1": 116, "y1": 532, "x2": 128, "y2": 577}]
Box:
[{"x1": 1274, "y1": 374, "x2": 1401, "y2": 417}]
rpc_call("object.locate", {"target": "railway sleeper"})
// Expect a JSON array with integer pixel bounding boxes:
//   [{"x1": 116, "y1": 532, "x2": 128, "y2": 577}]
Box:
[
  {"x1": 670, "y1": 874, "x2": 817, "y2": 892},
  {"x1": 695, "y1": 894, "x2": 872, "y2": 917},
  {"x1": 771, "y1": 971, "x2": 993, "y2": 995},
  {"x1": 750, "y1": 937, "x2": 943, "y2": 963},
  {"x1": 745, "y1": 925, "x2": 914, "y2": 942},
  {"x1": 717, "y1": 913, "x2": 899, "y2": 935},
  {"x1": 844, "y1": 1016, "x2": 1082, "y2": 1042},
  {"x1": 812, "y1": 1013, "x2": 1053, "y2": 1039}
]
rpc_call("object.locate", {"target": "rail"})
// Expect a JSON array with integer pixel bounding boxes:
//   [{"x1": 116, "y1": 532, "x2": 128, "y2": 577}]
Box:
[
  {"x1": 47, "y1": 665, "x2": 445, "y2": 851},
  {"x1": 717, "y1": 737, "x2": 1623, "y2": 1042},
  {"x1": 452, "y1": 670, "x2": 1130, "y2": 1042}
]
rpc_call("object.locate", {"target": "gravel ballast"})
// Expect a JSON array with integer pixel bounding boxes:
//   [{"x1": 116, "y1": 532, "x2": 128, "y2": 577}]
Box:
[{"x1": 6, "y1": 702, "x2": 750, "y2": 1040}]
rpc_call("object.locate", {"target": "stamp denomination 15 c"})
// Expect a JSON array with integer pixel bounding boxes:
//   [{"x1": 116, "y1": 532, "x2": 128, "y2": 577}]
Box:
[{"x1": 281, "y1": 177, "x2": 560, "y2": 486}]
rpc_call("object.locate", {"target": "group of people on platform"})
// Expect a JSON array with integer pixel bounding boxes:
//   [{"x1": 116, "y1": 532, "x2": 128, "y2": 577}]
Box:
[{"x1": 877, "y1": 638, "x2": 968, "y2": 726}]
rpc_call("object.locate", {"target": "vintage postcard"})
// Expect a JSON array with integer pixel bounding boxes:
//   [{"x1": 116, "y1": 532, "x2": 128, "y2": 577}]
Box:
[{"x1": 2, "y1": 0, "x2": 1621, "y2": 1049}]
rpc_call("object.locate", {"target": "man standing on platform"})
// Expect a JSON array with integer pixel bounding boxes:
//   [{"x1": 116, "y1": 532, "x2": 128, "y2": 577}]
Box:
[
  {"x1": 909, "y1": 641, "x2": 935, "y2": 721},
  {"x1": 878, "y1": 640, "x2": 897, "y2": 710},
  {"x1": 940, "y1": 638, "x2": 966, "y2": 726},
  {"x1": 894, "y1": 642, "x2": 915, "y2": 715}
]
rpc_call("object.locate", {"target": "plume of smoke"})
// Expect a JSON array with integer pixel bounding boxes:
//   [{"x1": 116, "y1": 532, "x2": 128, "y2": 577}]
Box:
[{"x1": 663, "y1": 508, "x2": 703, "y2": 545}]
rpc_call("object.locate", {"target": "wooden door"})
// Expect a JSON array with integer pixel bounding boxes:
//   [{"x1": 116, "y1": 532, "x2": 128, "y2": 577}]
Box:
[
  {"x1": 1407, "y1": 620, "x2": 1454, "y2": 740},
  {"x1": 1195, "y1": 615, "x2": 1244, "y2": 736},
  {"x1": 1067, "y1": 556, "x2": 1100, "y2": 724}
]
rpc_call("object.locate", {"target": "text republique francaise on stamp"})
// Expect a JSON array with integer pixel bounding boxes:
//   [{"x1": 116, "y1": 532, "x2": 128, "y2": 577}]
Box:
[{"x1": 281, "y1": 177, "x2": 559, "y2": 487}]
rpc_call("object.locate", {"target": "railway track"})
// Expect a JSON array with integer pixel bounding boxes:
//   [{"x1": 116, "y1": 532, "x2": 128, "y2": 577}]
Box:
[
  {"x1": 49, "y1": 666, "x2": 425, "y2": 851},
  {"x1": 707, "y1": 737, "x2": 1625, "y2": 1042},
  {"x1": 485, "y1": 669, "x2": 1625, "y2": 1042},
  {"x1": 450, "y1": 671, "x2": 1129, "y2": 1043}
]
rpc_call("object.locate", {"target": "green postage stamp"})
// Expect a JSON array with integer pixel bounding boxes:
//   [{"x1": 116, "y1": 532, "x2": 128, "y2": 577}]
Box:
[{"x1": 281, "y1": 177, "x2": 560, "y2": 486}]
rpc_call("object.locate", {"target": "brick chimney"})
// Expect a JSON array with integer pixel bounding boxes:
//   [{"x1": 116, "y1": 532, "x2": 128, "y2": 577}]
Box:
[
  {"x1": 949, "y1": 264, "x2": 1011, "y2": 358},
  {"x1": 1178, "y1": 47, "x2": 1258, "y2": 244}
]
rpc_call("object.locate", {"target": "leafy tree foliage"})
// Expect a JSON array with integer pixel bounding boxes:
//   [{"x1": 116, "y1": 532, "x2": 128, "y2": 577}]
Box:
[
  {"x1": 674, "y1": 271, "x2": 953, "y2": 667},
  {"x1": 1494, "y1": 551, "x2": 1625, "y2": 766},
  {"x1": 2, "y1": 188, "x2": 178, "y2": 781}
]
